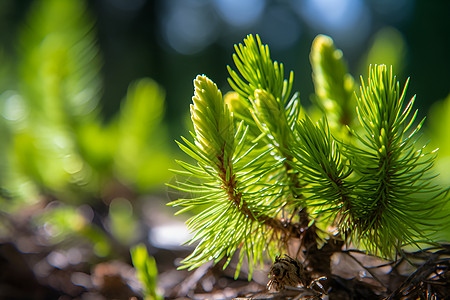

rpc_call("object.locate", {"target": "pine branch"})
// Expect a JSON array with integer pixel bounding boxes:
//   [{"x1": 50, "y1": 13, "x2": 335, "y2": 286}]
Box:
[
  {"x1": 227, "y1": 34, "x2": 293, "y2": 104},
  {"x1": 227, "y1": 35, "x2": 297, "y2": 147},
  {"x1": 347, "y1": 65, "x2": 445, "y2": 257},
  {"x1": 20, "y1": 0, "x2": 101, "y2": 121},
  {"x1": 310, "y1": 35, "x2": 356, "y2": 131},
  {"x1": 292, "y1": 117, "x2": 352, "y2": 223},
  {"x1": 169, "y1": 75, "x2": 294, "y2": 279},
  {"x1": 10, "y1": 0, "x2": 101, "y2": 194},
  {"x1": 227, "y1": 34, "x2": 302, "y2": 199},
  {"x1": 169, "y1": 36, "x2": 449, "y2": 283}
]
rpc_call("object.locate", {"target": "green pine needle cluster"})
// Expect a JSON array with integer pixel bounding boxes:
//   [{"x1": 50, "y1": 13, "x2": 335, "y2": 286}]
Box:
[
  {"x1": 347, "y1": 65, "x2": 444, "y2": 254},
  {"x1": 169, "y1": 34, "x2": 448, "y2": 278},
  {"x1": 310, "y1": 35, "x2": 356, "y2": 131},
  {"x1": 228, "y1": 35, "x2": 298, "y2": 153},
  {"x1": 228, "y1": 34, "x2": 293, "y2": 104},
  {"x1": 169, "y1": 75, "x2": 287, "y2": 279},
  {"x1": 292, "y1": 116, "x2": 350, "y2": 215}
]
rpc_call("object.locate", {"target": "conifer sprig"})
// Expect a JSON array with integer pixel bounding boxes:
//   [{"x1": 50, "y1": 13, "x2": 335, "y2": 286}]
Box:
[
  {"x1": 310, "y1": 35, "x2": 356, "y2": 130},
  {"x1": 348, "y1": 65, "x2": 443, "y2": 257},
  {"x1": 292, "y1": 117, "x2": 352, "y2": 219},
  {"x1": 227, "y1": 34, "x2": 301, "y2": 199},
  {"x1": 169, "y1": 35, "x2": 448, "y2": 281},
  {"x1": 169, "y1": 75, "x2": 288, "y2": 279},
  {"x1": 227, "y1": 34, "x2": 293, "y2": 104},
  {"x1": 227, "y1": 35, "x2": 298, "y2": 147}
]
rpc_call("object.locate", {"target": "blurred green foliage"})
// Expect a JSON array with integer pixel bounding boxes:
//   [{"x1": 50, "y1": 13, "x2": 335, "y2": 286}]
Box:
[
  {"x1": 131, "y1": 243, "x2": 163, "y2": 300},
  {"x1": 359, "y1": 27, "x2": 407, "y2": 78},
  {"x1": 427, "y1": 94, "x2": 450, "y2": 185},
  {"x1": 34, "y1": 204, "x2": 112, "y2": 256},
  {"x1": 109, "y1": 197, "x2": 139, "y2": 246},
  {"x1": 426, "y1": 94, "x2": 450, "y2": 240},
  {"x1": 0, "y1": 0, "x2": 171, "y2": 257},
  {"x1": 309, "y1": 34, "x2": 356, "y2": 135}
]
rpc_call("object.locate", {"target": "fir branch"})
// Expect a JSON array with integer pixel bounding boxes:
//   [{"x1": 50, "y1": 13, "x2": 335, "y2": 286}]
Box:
[
  {"x1": 20, "y1": 0, "x2": 101, "y2": 121},
  {"x1": 227, "y1": 34, "x2": 302, "y2": 199},
  {"x1": 12, "y1": 0, "x2": 101, "y2": 193},
  {"x1": 169, "y1": 75, "x2": 293, "y2": 279},
  {"x1": 310, "y1": 35, "x2": 356, "y2": 131},
  {"x1": 292, "y1": 117, "x2": 352, "y2": 221},
  {"x1": 347, "y1": 65, "x2": 444, "y2": 257},
  {"x1": 227, "y1": 34, "x2": 293, "y2": 104},
  {"x1": 227, "y1": 34, "x2": 298, "y2": 151},
  {"x1": 251, "y1": 89, "x2": 290, "y2": 148},
  {"x1": 169, "y1": 36, "x2": 449, "y2": 285}
]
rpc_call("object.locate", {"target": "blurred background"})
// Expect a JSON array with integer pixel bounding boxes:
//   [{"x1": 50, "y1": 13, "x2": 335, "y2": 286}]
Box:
[
  {"x1": 2, "y1": 0, "x2": 450, "y2": 132},
  {"x1": 0, "y1": 0, "x2": 449, "y2": 298}
]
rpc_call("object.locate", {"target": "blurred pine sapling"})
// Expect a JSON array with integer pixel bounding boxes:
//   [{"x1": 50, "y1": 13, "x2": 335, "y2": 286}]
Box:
[
  {"x1": 0, "y1": 0, "x2": 171, "y2": 256},
  {"x1": 0, "y1": 0, "x2": 171, "y2": 206},
  {"x1": 169, "y1": 34, "x2": 449, "y2": 280},
  {"x1": 131, "y1": 244, "x2": 163, "y2": 300}
]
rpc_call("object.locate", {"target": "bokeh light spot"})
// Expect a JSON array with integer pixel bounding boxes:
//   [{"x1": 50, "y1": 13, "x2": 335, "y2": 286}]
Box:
[
  {"x1": 160, "y1": 0, "x2": 219, "y2": 55},
  {"x1": 212, "y1": 0, "x2": 266, "y2": 27},
  {"x1": 0, "y1": 91, "x2": 28, "y2": 123},
  {"x1": 149, "y1": 223, "x2": 191, "y2": 249},
  {"x1": 293, "y1": 0, "x2": 371, "y2": 48},
  {"x1": 372, "y1": 0, "x2": 414, "y2": 21},
  {"x1": 259, "y1": 5, "x2": 301, "y2": 50}
]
